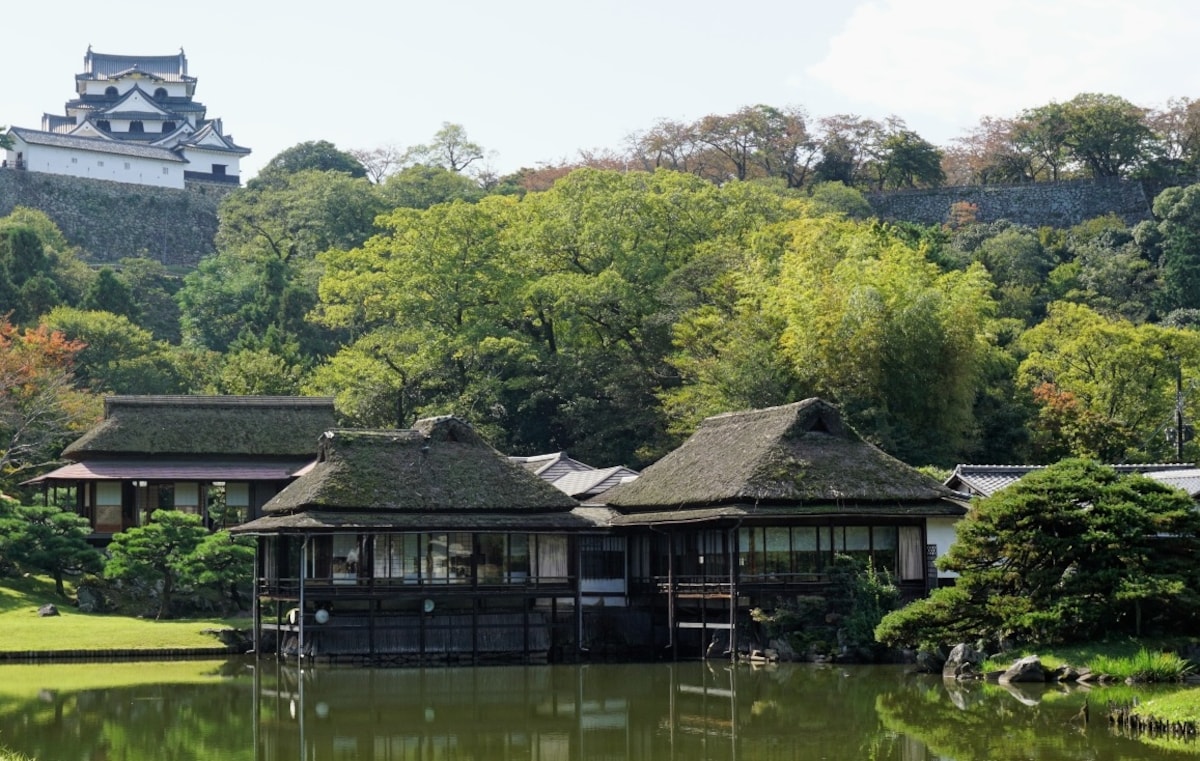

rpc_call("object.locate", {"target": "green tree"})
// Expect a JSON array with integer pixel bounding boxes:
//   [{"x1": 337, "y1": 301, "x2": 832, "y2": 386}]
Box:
[
  {"x1": 180, "y1": 530, "x2": 255, "y2": 611},
  {"x1": 81, "y1": 267, "x2": 139, "y2": 321},
  {"x1": 43, "y1": 307, "x2": 184, "y2": 394},
  {"x1": 380, "y1": 164, "x2": 485, "y2": 209},
  {"x1": 1017, "y1": 302, "x2": 1200, "y2": 461},
  {"x1": 876, "y1": 460, "x2": 1200, "y2": 647},
  {"x1": 877, "y1": 129, "x2": 944, "y2": 189},
  {"x1": 772, "y1": 215, "x2": 997, "y2": 464},
  {"x1": 250, "y1": 140, "x2": 366, "y2": 188},
  {"x1": 115, "y1": 257, "x2": 183, "y2": 343},
  {"x1": 402, "y1": 122, "x2": 486, "y2": 174},
  {"x1": 1142, "y1": 183, "x2": 1200, "y2": 313},
  {"x1": 0, "y1": 503, "x2": 103, "y2": 596},
  {"x1": 104, "y1": 509, "x2": 208, "y2": 620},
  {"x1": 1015, "y1": 94, "x2": 1154, "y2": 179},
  {"x1": 0, "y1": 225, "x2": 58, "y2": 324}
]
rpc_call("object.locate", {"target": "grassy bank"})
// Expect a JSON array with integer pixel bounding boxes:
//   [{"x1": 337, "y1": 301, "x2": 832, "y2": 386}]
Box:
[
  {"x1": 0, "y1": 574, "x2": 245, "y2": 653},
  {"x1": 983, "y1": 638, "x2": 1198, "y2": 681}
]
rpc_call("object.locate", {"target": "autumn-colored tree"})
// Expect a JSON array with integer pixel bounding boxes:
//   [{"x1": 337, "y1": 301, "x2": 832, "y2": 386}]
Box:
[{"x1": 0, "y1": 317, "x2": 96, "y2": 487}]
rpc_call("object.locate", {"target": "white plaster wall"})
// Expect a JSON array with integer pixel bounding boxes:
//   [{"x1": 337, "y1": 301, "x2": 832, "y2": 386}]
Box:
[
  {"x1": 83, "y1": 79, "x2": 187, "y2": 98},
  {"x1": 18, "y1": 140, "x2": 184, "y2": 189},
  {"x1": 183, "y1": 146, "x2": 242, "y2": 177},
  {"x1": 926, "y1": 516, "x2": 962, "y2": 579}
]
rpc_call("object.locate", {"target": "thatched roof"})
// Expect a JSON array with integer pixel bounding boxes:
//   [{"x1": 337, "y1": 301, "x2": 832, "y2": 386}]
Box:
[
  {"x1": 233, "y1": 418, "x2": 578, "y2": 533},
  {"x1": 603, "y1": 398, "x2": 957, "y2": 513},
  {"x1": 62, "y1": 396, "x2": 336, "y2": 460}
]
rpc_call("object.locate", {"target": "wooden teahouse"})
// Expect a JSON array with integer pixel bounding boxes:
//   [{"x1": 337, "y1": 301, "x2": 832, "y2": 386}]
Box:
[
  {"x1": 600, "y1": 398, "x2": 966, "y2": 657},
  {"x1": 233, "y1": 417, "x2": 595, "y2": 664},
  {"x1": 24, "y1": 395, "x2": 336, "y2": 542}
]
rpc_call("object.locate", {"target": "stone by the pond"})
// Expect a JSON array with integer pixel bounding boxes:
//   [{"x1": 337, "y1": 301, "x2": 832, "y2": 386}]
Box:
[
  {"x1": 37, "y1": 604, "x2": 59, "y2": 617},
  {"x1": 943, "y1": 643, "x2": 985, "y2": 680},
  {"x1": 1000, "y1": 654, "x2": 1047, "y2": 683}
]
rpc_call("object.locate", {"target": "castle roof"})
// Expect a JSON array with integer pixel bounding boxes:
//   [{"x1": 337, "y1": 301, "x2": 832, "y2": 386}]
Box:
[
  {"x1": 8, "y1": 127, "x2": 189, "y2": 163},
  {"x1": 81, "y1": 49, "x2": 193, "y2": 83},
  {"x1": 179, "y1": 122, "x2": 251, "y2": 155}
]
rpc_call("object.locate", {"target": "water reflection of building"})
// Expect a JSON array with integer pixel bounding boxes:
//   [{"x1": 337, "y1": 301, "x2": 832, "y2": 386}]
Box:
[{"x1": 252, "y1": 661, "x2": 945, "y2": 761}]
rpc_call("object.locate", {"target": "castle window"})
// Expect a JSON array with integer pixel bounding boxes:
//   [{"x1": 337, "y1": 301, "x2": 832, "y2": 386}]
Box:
[
  {"x1": 105, "y1": 86, "x2": 118, "y2": 97},
  {"x1": 97, "y1": 161, "x2": 104, "y2": 167},
  {"x1": 162, "y1": 167, "x2": 169, "y2": 175},
  {"x1": 154, "y1": 87, "x2": 168, "y2": 100},
  {"x1": 71, "y1": 157, "x2": 78, "y2": 164},
  {"x1": 212, "y1": 164, "x2": 227, "y2": 176},
  {"x1": 124, "y1": 162, "x2": 131, "y2": 170},
  {"x1": 129, "y1": 121, "x2": 144, "y2": 134},
  {"x1": 161, "y1": 121, "x2": 176, "y2": 133},
  {"x1": 96, "y1": 120, "x2": 111, "y2": 131}
]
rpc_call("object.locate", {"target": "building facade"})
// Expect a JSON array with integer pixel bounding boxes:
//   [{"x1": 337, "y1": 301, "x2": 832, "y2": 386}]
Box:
[{"x1": 3, "y1": 48, "x2": 249, "y2": 189}]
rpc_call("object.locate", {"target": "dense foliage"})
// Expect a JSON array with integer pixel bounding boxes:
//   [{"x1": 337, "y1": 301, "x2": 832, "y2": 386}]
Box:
[
  {"x1": 875, "y1": 460, "x2": 1200, "y2": 648},
  {"x1": 103, "y1": 509, "x2": 253, "y2": 620},
  {"x1": 8, "y1": 101, "x2": 1200, "y2": 489}
]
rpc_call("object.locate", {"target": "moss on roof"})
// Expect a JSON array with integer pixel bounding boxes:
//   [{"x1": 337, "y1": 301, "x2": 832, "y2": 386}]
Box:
[
  {"x1": 62, "y1": 396, "x2": 336, "y2": 460},
  {"x1": 604, "y1": 398, "x2": 956, "y2": 511},
  {"x1": 260, "y1": 418, "x2": 579, "y2": 517}
]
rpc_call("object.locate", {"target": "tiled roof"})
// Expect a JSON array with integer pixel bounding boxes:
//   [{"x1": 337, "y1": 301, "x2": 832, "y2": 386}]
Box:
[
  {"x1": 9, "y1": 127, "x2": 188, "y2": 163},
  {"x1": 83, "y1": 50, "x2": 193, "y2": 83},
  {"x1": 509, "y1": 452, "x2": 594, "y2": 479},
  {"x1": 180, "y1": 122, "x2": 250, "y2": 155},
  {"x1": 552, "y1": 466, "x2": 640, "y2": 498},
  {"x1": 66, "y1": 97, "x2": 206, "y2": 113},
  {"x1": 946, "y1": 463, "x2": 1200, "y2": 498}
]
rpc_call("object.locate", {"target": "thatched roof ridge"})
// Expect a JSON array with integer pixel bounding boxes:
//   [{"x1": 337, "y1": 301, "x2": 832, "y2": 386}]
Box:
[
  {"x1": 604, "y1": 398, "x2": 955, "y2": 511},
  {"x1": 260, "y1": 419, "x2": 578, "y2": 517},
  {"x1": 62, "y1": 395, "x2": 336, "y2": 459}
]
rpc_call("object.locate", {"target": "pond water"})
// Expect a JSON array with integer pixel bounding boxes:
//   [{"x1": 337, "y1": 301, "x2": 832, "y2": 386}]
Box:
[{"x1": 0, "y1": 658, "x2": 1196, "y2": 760}]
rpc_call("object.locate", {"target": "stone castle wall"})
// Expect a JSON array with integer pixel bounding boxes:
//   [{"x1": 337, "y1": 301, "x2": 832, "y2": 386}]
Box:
[
  {"x1": 868, "y1": 178, "x2": 1158, "y2": 228},
  {"x1": 0, "y1": 168, "x2": 222, "y2": 266}
]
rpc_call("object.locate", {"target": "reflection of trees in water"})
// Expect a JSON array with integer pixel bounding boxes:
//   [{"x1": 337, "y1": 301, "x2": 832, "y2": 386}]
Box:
[
  {"x1": 875, "y1": 677, "x2": 1198, "y2": 761},
  {"x1": 0, "y1": 664, "x2": 255, "y2": 761},
  {"x1": 5, "y1": 661, "x2": 1195, "y2": 760}
]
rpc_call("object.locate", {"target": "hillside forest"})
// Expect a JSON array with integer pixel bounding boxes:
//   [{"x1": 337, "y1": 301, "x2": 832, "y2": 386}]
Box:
[{"x1": 5, "y1": 93, "x2": 1200, "y2": 495}]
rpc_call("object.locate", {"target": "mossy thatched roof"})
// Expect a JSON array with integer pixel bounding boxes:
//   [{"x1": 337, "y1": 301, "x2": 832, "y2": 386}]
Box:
[
  {"x1": 62, "y1": 396, "x2": 336, "y2": 460},
  {"x1": 603, "y1": 398, "x2": 957, "y2": 513},
  {"x1": 243, "y1": 418, "x2": 578, "y2": 527}
]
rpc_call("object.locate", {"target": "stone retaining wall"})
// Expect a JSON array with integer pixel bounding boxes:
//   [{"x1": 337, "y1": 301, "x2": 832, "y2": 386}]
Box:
[
  {"x1": 868, "y1": 178, "x2": 1159, "y2": 228},
  {"x1": 0, "y1": 168, "x2": 222, "y2": 266}
]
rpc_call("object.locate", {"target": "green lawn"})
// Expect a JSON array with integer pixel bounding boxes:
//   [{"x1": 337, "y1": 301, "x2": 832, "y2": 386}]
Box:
[{"x1": 0, "y1": 575, "x2": 246, "y2": 652}]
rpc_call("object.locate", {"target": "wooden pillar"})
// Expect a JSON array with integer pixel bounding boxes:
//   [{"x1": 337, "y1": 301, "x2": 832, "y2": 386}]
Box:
[
  {"x1": 667, "y1": 531, "x2": 676, "y2": 661},
  {"x1": 298, "y1": 536, "x2": 307, "y2": 661}
]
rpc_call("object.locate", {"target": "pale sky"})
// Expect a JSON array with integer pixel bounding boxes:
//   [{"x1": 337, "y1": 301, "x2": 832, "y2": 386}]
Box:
[{"x1": 4, "y1": 0, "x2": 1197, "y2": 180}]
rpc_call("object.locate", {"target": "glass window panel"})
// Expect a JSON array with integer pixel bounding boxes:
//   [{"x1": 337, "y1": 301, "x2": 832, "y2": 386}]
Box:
[
  {"x1": 792, "y1": 526, "x2": 820, "y2": 573},
  {"x1": 765, "y1": 528, "x2": 790, "y2": 575},
  {"x1": 739, "y1": 528, "x2": 763, "y2": 575},
  {"x1": 448, "y1": 532, "x2": 472, "y2": 584},
  {"x1": 844, "y1": 526, "x2": 871, "y2": 565},
  {"x1": 402, "y1": 534, "x2": 421, "y2": 582},
  {"x1": 509, "y1": 534, "x2": 529, "y2": 581},
  {"x1": 872, "y1": 525, "x2": 899, "y2": 575},
  {"x1": 426, "y1": 533, "x2": 449, "y2": 582},
  {"x1": 478, "y1": 533, "x2": 506, "y2": 584}
]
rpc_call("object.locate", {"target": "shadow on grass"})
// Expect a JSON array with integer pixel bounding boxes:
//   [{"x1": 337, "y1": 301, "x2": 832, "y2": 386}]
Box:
[{"x1": 0, "y1": 576, "x2": 66, "y2": 615}]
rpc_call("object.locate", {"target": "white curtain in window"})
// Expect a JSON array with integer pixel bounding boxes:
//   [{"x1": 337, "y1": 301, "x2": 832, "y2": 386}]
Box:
[
  {"x1": 899, "y1": 526, "x2": 924, "y2": 581},
  {"x1": 534, "y1": 535, "x2": 568, "y2": 581}
]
